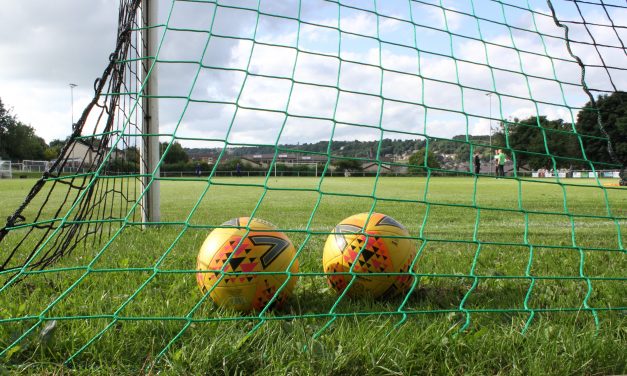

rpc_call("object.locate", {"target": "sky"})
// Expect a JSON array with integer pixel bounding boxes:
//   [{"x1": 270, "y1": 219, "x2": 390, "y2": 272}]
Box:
[
  {"x1": 1, "y1": 0, "x2": 625, "y2": 147},
  {"x1": 0, "y1": 1, "x2": 119, "y2": 142}
]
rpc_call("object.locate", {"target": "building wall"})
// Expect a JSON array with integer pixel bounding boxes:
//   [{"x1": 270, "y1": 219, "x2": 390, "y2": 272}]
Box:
[
  {"x1": 65, "y1": 141, "x2": 123, "y2": 166},
  {"x1": 66, "y1": 142, "x2": 95, "y2": 165}
]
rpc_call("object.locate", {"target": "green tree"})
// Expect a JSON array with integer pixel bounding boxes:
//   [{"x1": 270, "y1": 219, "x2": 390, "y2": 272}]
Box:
[
  {"x1": 43, "y1": 138, "x2": 68, "y2": 160},
  {"x1": 408, "y1": 148, "x2": 441, "y2": 171},
  {"x1": 0, "y1": 98, "x2": 46, "y2": 161},
  {"x1": 576, "y1": 91, "x2": 627, "y2": 169},
  {"x1": 11, "y1": 125, "x2": 47, "y2": 161},
  {"x1": 0, "y1": 98, "x2": 17, "y2": 159},
  {"x1": 332, "y1": 158, "x2": 363, "y2": 172},
  {"x1": 222, "y1": 158, "x2": 249, "y2": 171},
  {"x1": 160, "y1": 141, "x2": 189, "y2": 164},
  {"x1": 505, "y1": 116, "x2": 579, "y2": 170},
  {"x1": 124, "y1": 146, "x2": 140, "y2": 165},
  {"x1": 49, "y1": 139, "x2": 67, "y2": 149},
  {"x1": 43, "y1": 147, "x2": 59, "y2": 161}
]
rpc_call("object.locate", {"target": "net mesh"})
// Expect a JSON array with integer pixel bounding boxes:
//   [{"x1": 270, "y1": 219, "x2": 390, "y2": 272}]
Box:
[{"x1": 0, "y1": 0, "x2": 625, "y2": 367}]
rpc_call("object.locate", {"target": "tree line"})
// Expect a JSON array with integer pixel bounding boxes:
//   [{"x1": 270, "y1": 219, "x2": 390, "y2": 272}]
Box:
[
  {"x1": 491, "y1": 91, "x2": 626, "y2": 170},
  {"x1": 2, "y1": 91, "x2": 625, "y2": 172},
  {"x1": 0, "y1": 98, "x2": 68, "y2": 162}
]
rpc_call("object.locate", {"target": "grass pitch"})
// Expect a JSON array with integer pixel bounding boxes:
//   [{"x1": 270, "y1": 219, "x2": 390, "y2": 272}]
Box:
[{"x1": 0, "y1": 176, "x2": 625, "y2": 375}]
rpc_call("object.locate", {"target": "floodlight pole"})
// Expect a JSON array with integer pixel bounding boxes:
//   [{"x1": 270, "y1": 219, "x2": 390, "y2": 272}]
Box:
[
  {"x1": 140, "y1": 0, "x2": 161, "y2": 225},
  {"x1": 486, "y1": 92, "x2": 493, "y2": 175},
  {"x1": 69, "y1": 83, "x2": 77, "y2": 126}
]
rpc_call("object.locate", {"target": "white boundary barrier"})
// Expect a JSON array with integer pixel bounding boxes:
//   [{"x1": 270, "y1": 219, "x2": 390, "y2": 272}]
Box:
[{"x1": 531, "y1": 170, "x2": 620, "y2": 178}]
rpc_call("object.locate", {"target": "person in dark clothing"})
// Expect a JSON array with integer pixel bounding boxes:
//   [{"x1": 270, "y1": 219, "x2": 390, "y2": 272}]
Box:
[
  {"x1": 195, "y1": 163, "x2": 201, "y2": 177},
  {"x1": 236, "y1": 162, "x2": 241, "y2": 177},
  {"x1": 473, "y1": 152, "x2": 481, "y2": 175}
]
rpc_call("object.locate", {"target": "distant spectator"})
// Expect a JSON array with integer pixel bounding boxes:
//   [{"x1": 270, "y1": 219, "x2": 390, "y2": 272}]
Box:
[
  {"x1": 473, "y1": 152, "x2": 481, "y2": 175},
  {"x1": 545, "y1": 167, "x2": 553, "y2": 178},
  {"x1": 496, "y1": 150, "x2": 506, "y2": 177},
  {"x1": 195, "y1": 163, "x2": 201, "y2": 177},
  {"x1": 236, "y1": 162, "x2": 241, "y2": 177}
]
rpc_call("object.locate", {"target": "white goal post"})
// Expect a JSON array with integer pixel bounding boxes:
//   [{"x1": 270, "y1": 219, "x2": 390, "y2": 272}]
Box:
[
  {"x1": 274, "y1": 162, "x2": 319, "y2": 177},
  {"x1": 140, "y1": 0, "x2": 161, "y2": 224},
  {"x1": 21, "y1": 160, "x2": 50, "y2": 172}
]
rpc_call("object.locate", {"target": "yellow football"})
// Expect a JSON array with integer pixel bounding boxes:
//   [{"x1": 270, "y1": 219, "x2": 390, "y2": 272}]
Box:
[
  {"x1": 196, "y1": 217, "x2": 298, "y2": 311},
  {"x1": 322, "y1": 212, "x2": 417, "y2": 299}
]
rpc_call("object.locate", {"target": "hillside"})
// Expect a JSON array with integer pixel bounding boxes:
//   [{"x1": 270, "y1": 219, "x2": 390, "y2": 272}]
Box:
[{"x1": 184, "y1": 136, "x2": 495, "y2": 161}]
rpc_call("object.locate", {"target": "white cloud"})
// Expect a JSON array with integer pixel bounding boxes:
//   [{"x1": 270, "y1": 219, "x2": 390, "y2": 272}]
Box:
[
  {"x1": 0, "y1": 0, "x2": 118, "y2": 141},
  {"x1": 249, "y1": 44, "x2": 297, "y2": 78},
  {"x1": 288, "y1": 83, "x2": 338, "y2": 119},
  {"x1": 2, "y1": 0, "x2": 625, "y2": 150}
]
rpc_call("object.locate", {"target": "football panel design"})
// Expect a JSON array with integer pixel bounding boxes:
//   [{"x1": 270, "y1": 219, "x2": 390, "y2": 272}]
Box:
[
  {"x1": 373, "y1": 214, "x2": 408, "y2": 232},
  {"x1": 196, "y1": 217, "x2": 299, "y2": 311},
  {"x1": 341, "y1": 234, "x2": 396, "y2": 298},
  {"x1": 249, "y1": 235, "x2": 293, "y2": 268},
  {"x1": 239, "y1": 216, "x2": 278, "y2": 230},
  {"x1": 201, "y1": 233, "x2": 296, "y2": 280},
  {"x1": 323, "y1": 253, "x2": 350, "y2": 294},
  {"x1": 323, "y1": 224, "x2": 418, "y2": 298},
  {"x1": 341, "y1": 232, "x2": 394, "y2": 274},
  {"x1": 331, "y1": 224, "x2": 363, "y2": 251},
  {"x1": 335, "y1": 212, "x2": 410, "y2": 238},
  {"x1": 210, "y1": 283, "x2": 258, "y2": 312},
  {"x1": 252, "y1": 269, "x2": 299, "y2": 311}
]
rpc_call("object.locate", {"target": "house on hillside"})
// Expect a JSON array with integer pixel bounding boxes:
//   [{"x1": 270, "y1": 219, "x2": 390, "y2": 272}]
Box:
[
  {"x1": 193, "y1": 155, "x2": 215, "y2": 164},
  {"x1": 361, "y1": 162, "x2": 393, "y2": 174},
  {"x1": 403, "y1": 150, "x2": 422, "y2": 159},
  {"x1": 239, "y1": 157, "x2": 264, "y2": 169}
]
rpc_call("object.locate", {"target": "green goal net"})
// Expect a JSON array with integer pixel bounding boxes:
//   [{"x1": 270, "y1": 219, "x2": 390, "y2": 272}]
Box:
[{"x1": 1, "y1": 0, "x2": 625, "y2": 371}]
